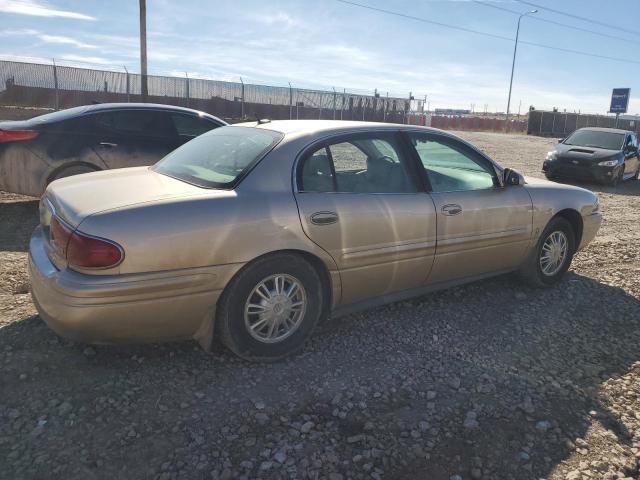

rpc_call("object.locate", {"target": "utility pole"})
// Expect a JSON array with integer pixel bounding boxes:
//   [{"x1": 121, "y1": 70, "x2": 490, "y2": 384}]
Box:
[
  {"x1": 505, "y1": 9, "x2": 537, "y2": 131},
  {"x1": 139, "y1": 0, "x2": 148, "y2": 101}
]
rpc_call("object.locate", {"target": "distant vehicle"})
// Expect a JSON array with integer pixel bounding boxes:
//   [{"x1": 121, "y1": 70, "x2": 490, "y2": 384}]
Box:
[
  {"x1": 0, "y1": 103, "x2": 226, "y2": 196},
  {"x1": 30, "y1": 120, "x2": 602, "y2": 361},
  {"x1": 543, "y1": 127, "x2": 640, "y2": 186}
]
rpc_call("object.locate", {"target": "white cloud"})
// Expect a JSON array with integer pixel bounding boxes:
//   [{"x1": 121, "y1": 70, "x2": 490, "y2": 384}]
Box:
[
  {"x1": 58, "y1": 54, "x2": 113, "y2": 66},
  {"x1": 0, "y1": 29, "x2": 97, "y2": 49},
  {"x1": 39, "y1": 34, "x2": 96, "y2": 49},
  {"x1": 0, "y1": 0, "x2": 95, "y2": 20},
  {"x1": 254, "y1": 12, "x2": 300, "y2": 28}
]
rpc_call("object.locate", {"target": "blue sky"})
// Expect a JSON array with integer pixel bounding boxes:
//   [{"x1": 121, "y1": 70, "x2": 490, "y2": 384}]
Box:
[{"x1": 0, "y1": 0, "x2": 638, "y2": 114}]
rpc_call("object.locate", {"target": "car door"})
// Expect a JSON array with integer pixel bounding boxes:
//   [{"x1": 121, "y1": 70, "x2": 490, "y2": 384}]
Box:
[
  {"x1": 405, "y1": 132, "x2": 533, "y2": 284},
  {"x1": 89, "y1": 109, "x2": 179, "y2": 169},
  {"x1": 623, "y1": 133, "x2": 639, "y2": 176},
  {"x1": 294, "y1": 131, "x2": 437, "y2": 305}
]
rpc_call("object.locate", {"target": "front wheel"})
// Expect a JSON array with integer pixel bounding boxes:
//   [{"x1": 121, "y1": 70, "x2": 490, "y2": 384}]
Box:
[
  {"x1": 216, "y1": 253, "x2": 324, "y2": 362},
  {"x1": 609, "y1": 167, "x2": 624, "y2": 187},
  {"x1": 519, "y1": 217, "x2": 576, "y2": 288}
]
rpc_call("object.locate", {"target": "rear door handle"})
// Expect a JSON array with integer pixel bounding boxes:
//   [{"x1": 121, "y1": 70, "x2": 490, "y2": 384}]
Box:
[
  {"x1": 310, "y1": 211, "x2": 338, "y2": 225},
  {"x1": 441, "y1": 204, "x2": 462, "y2": 216},
  {"x1": 99, "y1": 142, "x2": 118, "y2": 148}
]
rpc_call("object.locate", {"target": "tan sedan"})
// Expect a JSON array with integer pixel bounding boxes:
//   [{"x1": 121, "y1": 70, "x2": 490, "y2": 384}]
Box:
[{"x1": 29, "y1": 121, "x2": 602, "y2": 361}]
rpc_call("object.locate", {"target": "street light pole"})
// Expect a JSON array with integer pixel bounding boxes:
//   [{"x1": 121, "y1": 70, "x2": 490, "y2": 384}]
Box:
[
  {"x1": 140, "y1": 0, "x2": 148, "y2": 101},
  {"x1": 505, "y1": 9, "x2": 537, "y2": 131}
]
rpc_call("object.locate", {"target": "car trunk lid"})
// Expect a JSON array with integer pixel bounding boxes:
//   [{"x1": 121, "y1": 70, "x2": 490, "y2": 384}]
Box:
[{"x1": 43, "y1": 166, "x2": 207, "y2": 228}]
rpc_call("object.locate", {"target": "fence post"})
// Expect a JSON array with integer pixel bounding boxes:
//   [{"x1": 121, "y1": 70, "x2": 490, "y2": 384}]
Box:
[
  {"x1": 124, "y1": 66, "x2": 130, "y2": 102},
  {"x1": 563, "y1": 113, "x2": 567, "y2": 135},
  {"x1": 289, "y1": 82, "x2": 293, "y2": 119},
  {"x1": 551, "y1": 113, "x2": 556, "y2": 134},
  {"x1": 239, "y1": 76, "x2": 245, "y2": 120},
  {"x1": 185, "y1": 72, "x2": 190, "y2": 107},
  {"x1": 332, "y1": 87, "x2": 336, "y2": 120},
  {"x1": 296, "y1": 89, "x2": 299, "y2": 120},
  {"x1": 362, "y1": 97, "x2": 366, "y2": 121},
  {"x1": 52, "y1": 58, "x2": 59, "y2": 110},
  {"x1": 384, "y1": 92, "x2": 388, "y2": 122},
  {"x1": 341, "y1": 89, "x2": 345, "y2": 120},
  {"x1": 539, "y1": 111, "x2": 543, "y2": 134}
]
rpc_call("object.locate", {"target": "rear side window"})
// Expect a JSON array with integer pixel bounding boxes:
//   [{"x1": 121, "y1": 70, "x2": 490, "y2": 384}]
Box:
[
  {"x1": 153, "y1": 126, "x2": 282, "y2": 188},
  {"x1": 299, "y1": 134, "x2": 416, "y2": 193},
  {"x1": 93, "y1": 110, "x2": 176, "y2": 137},
  {"x1": 171, "y1": 114, "x2": 217, "y2": 138}
]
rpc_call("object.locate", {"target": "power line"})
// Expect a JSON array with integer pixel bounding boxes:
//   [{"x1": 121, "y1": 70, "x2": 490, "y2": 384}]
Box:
[
  {"x1": 335, "y1": 0, "x2": 513, "y2": 42},
  {"x1": 513, "y1": 0, "x2": 640, "y2": 38},
  {"x1": 474, "y1": 0, "x2": 640, "y2": 46},
  {"x1": 335, "y1": 0, "x2": 640, "y2": 65}
]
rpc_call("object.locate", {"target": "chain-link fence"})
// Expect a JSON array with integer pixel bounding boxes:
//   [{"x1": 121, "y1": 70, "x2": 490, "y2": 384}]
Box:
[
  {"x1": 528, "y1": 109, "x2": 640, "y2": 136},
  {"x1": 0, "y1": 59, "x2": 413, "y2": 123}
]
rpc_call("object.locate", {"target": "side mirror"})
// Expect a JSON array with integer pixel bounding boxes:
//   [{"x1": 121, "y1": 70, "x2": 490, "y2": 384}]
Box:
[
  {"x1": 503, "y1": 168, "x2": 525, "y2": 187},
  {"x1": 558, "y1": 138, "x2": 564, "y2": 143}
]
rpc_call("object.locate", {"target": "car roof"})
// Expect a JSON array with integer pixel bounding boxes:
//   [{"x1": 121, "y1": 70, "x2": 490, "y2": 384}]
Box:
[
  {"x1": 83, "y1": 103, "x2": 225, "y2": 122},
  {"x1": 234, "y1": 119, "x2": 445, "y2": 136},
  {"x1": 576, "y1": 127, "x2": 632, "y2": 134}
]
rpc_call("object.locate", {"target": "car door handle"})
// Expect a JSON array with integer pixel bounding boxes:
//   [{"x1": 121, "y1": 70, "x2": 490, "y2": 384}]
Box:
[
  {"x1": 441, "y1": 204, "x2": 462, "y2": 216},
  {"x1": 310, "y1": 211, "x2": 338, "y2": 225},
  {"x1": 98, "y1": 142, "x2": 118, "y2": 148}
]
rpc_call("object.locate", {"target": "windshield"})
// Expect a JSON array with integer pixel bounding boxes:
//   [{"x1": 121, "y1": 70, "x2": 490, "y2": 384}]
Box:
[
  {"x1": 563, "y1": 130, "x2": 624, "y2": 150},
  {"x1": 152, "y1": 126, "x2": 282, "y2": 188}
]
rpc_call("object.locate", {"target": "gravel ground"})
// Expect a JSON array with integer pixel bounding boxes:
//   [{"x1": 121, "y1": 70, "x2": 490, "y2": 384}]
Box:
[{"x1": 1, "y1": 131, "x2": 639, "y2": 480}]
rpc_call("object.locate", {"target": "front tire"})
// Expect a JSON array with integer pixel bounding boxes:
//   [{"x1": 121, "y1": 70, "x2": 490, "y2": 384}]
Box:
[
  {"x1": 519, "y1": 217, "x2": 576, "y2": 288},
  {"x1": 609, "y1": 167, "x2": 624, "y2": 187},
  {"x1": 217, "y1": 253, "x2": 324, "y2": 362}
]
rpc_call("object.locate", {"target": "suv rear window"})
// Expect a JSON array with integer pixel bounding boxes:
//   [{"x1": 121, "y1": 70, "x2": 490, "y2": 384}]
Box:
[{"x1": 152, "y1": 126, "x2": 282, "y2": 188}]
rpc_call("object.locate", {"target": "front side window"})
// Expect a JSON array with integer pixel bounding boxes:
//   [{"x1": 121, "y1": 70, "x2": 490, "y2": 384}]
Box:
[
  {"x1": 409, "y1": 134, "x2": 496, "y2": 192},
  {"x1": 300, "y1": 135, "x2": 416, "y2": 193},
  {"x1": 153, "y1": 126, "x2": 282, "y2": 188}
]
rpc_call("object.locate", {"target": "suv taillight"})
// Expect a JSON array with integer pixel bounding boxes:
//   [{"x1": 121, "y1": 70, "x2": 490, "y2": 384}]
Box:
[
  {"x1": 0, "y1": 130, "x2": 39, "y2": 143},
  {"x1": 50, "y1": 216, "x2": 123, "y2": 269}
]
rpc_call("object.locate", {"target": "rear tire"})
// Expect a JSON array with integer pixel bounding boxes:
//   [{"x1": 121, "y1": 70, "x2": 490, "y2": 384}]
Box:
[
  {"x1": 216, "y1": 253, "x2": 324, "y2": 362},
  {"x1": 48, "y1": 164, "x2": 99, "y2": 185},
  {"x1": 518, "y1": 217, "x2": 576, "y2": 288}
]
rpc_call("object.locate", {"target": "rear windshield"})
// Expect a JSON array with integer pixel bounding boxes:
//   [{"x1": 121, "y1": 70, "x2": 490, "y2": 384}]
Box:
[
  {"x1": 152, "y1": 126, "x2": 282, "y2": 188},
  {"x1": 563, "y1": 130, "x2": 624, "y2": 150}
]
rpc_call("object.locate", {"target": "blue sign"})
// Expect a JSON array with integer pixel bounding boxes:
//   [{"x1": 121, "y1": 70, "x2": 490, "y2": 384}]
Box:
[{"x1": 610, "y1": 88, "x2": 630, "y2": 114}]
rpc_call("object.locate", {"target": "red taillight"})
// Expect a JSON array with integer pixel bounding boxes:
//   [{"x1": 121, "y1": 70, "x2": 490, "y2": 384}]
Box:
[
  {"x1": 67, "y1": 231, "x2": 123, "y2": 269},
  {"x1": 50, "y1": 215, "x2": 123, "y2": 268},
  {"x1": 0, "y1": 130, "x2": 39, "y2": 143},
  {"x1": 50, "y1": 215, "x2": 72, "y2": 255}
]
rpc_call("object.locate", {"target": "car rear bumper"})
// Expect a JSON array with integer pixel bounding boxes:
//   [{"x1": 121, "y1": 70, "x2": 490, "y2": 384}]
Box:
[
  {"x1": 29, "y1": 226, "x2": 242, "y2": 348},
  {"x1": 542, "y1": 161, "x2": 617, "y2": 183}
]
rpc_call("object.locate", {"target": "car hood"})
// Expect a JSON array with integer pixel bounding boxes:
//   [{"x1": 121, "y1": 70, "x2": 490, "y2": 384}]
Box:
[
  {"x1": 45, "y1": 166, "x2": 216, "y2": 227},
  {"x1": 552, "y1": 143, "x2": 621, "y2": 162}
]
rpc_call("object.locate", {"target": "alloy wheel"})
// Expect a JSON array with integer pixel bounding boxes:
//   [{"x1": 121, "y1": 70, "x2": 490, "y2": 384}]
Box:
[
  {"x1": 539, "y1": 230, "x2": 569, "y2": 276},
  {"x1": 243, "y1": 274, "x2": 307, "y2": 344}
]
